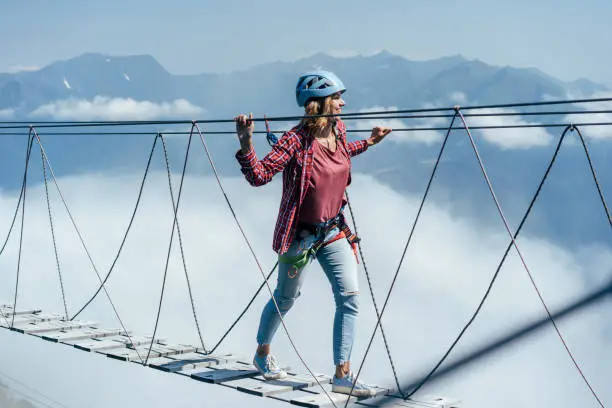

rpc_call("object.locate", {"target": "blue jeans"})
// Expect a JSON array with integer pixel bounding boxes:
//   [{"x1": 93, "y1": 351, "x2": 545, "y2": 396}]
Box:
[{"x1": 256, "y1": 226, "x2": 359, "y2": 366}]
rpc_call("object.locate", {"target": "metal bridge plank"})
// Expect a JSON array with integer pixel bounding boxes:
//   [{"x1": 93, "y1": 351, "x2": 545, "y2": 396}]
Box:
[
  {"x1": 190, "y1": 362, "x2": 259, "y2": 384},
  {"x1": 28, "y1": 323, "x2": 99, "y2": 338},
  {"x1": 0, "y1": 305, "x2": 42, "y2": 315},
  {"x1": 70, "y1": 335, "x2": 152, "y2": 351},
  {"x1": 156, "y1": 343, "x2": 198, "y2": 354},
  {"x1": 144, "y1": 356, "x2": 176, "y2": 368},
  {"x1": 0, "y1": 313, "x2": 63, "y2": 328},
  {"x1": 290, "y1": 384, "x2": 387, "y2": 408},
  {"x1": 233, "y1": 372, "x2": 333, "y2": 397},
  {"x1": 105, "y1": 346, "x2": 161, "y2": 362},
  {"x1": 265, "y1": 389, "x2": 322, "y2": 404},
  {"x1": 290, "y1": 391, "x2": 356, "y2": 407},
  {"x1": 233, "y1": 378, "x2": 294, "y2": 397},
  {"x1": 12, "y1": 320, "x2": 98, "y2": 334},
  {"x1": 64, "y1": 337, "x2": 123, "y2": 350},
  {"x1": 42, "y1": 327, "x2": 126, "y2": 343},
  {"x1": 106, "y1": 343, "x2": 192, "y2": 363},
  {"x1": 220, "y1": 376, "x2": 264, "y2": 391},
  {"x1": 147, "y1": 352, "x2": 233, "y2": 373},
  {"x1": 147, "y1": 344, "x2": 191, "y2": 358}
]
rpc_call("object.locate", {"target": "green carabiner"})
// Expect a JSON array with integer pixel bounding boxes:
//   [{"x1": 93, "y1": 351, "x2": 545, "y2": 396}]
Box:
[{"x1": 279, "y1": 247, "x2": 315, "y2": 270}]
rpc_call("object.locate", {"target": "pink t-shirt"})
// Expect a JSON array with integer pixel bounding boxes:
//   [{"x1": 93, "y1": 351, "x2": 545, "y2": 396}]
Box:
[{"x1": 298, "y1": 138, "x2": 350, "y2": 224}]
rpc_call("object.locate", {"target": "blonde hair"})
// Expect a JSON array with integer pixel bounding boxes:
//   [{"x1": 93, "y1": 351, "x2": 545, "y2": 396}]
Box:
[{"x1": 299, "y1": 96, "x2": 335, "y2": 136}]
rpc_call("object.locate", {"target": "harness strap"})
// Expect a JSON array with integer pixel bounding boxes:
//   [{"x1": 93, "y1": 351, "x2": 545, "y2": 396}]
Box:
[{"x1": 320, "y1": 230, "x2": 359, "y2": 264}]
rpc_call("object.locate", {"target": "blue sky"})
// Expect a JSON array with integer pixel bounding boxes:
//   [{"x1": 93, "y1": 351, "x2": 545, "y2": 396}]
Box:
[{"x1": 2, "y1": 0, "x2": 612, "y2": 83}]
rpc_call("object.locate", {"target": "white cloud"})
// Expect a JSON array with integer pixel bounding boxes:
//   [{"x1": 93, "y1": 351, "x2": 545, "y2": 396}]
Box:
[
  {"x1": 29, "y1": 96, "x2": 204, "y2": 121},
  {"x1": 563, "y1": 91, "x2": 612, "y2": 140},
  {"x1": 0, "y1": 108, "x2": 14, "y2": 119},
  {"x1": 0, "y1": 169, "x2": 609, "y2": 408},
  {"x1": 353, "y1": 106, "x2": 444, "y2": 145},
  {"x1": 449, "y1": 92, "x2": 468, "y2": 105},
  {"x1": 463, "y1": 107, "x2": 554, "y2": 149},
  {"x1": 354, "y1": 99, "x2": 552, "y2": 149},
  {"x1": 3, "y1": 65, "x2": 40, "y2": 73},
  {"x1": 419, "y1": 92, "x2": 554, "y2": 150},
  {"x1": 351, "y1": 93, "x2": 556, "y2": 150}
]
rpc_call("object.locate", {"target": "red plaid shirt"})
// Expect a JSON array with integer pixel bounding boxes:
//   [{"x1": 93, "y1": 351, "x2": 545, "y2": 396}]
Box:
[{"x1": 235, "y1": 119, "x2": 369, "y2": 254}]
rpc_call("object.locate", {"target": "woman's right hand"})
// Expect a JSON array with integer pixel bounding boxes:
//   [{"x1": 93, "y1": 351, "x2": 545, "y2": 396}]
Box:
[{"x1": 234, "y1": 113, "x2": 254, "y2": 151}]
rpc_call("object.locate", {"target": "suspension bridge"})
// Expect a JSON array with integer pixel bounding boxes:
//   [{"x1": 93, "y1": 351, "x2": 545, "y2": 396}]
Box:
[{"x1": 0, "y1": 96, "x2": 610, "y2": 408}]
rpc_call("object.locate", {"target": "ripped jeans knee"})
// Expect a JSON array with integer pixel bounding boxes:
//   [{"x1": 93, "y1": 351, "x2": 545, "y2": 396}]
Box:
[
  {"x1": 336, "y1": 290, "x2": 359, "y2": 316},
  {"x1": 275, "y1": 291, "x2": 299, "y2": 314}
]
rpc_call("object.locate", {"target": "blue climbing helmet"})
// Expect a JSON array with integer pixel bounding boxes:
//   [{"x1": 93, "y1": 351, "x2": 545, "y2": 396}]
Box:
[{"x1": 295, "y1": 70, "x2": 346, "y2": 107}]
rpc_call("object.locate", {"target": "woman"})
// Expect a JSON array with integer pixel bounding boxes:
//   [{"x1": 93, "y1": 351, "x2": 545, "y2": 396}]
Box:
[{"x1": 234, "y1": 70, "x2": 391, "y2": 397}]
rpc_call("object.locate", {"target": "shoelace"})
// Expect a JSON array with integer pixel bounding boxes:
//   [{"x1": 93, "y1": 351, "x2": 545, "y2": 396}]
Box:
[
  {"x1": 345, "y1": 372, "x2": 373, "y2": 389},
  {"x1": 266, "y1": 355, "x2": 279, "y2": 370}
]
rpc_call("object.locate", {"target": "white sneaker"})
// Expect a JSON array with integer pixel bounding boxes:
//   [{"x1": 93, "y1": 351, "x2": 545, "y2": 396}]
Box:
[
  {"x1": 332, "y1": 372, "x2": 377, "y2": 397},
  {"x1": 252, "y1": 353, "x2": 287, "y2": 380}
]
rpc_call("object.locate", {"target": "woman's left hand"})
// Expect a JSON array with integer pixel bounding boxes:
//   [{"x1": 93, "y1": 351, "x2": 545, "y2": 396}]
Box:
[{"x1": 367, "y1": 126, "x2": 393, "y2": 146}]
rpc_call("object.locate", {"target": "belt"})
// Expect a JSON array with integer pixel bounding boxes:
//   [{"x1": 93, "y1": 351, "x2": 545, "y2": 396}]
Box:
[{"x1": 297, "y1": 215, "x2": 341, "y2": 237}]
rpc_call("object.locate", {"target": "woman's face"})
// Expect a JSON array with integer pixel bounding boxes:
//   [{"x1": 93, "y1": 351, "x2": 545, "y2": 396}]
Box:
[{"x1": 330, "y1": 92, "x2": 345, "y2": 114}]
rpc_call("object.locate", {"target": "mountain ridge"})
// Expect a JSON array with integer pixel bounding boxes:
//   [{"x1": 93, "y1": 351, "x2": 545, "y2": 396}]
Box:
[{"x1": 0, "y1": 51, "x2": 608, "y2": 117}]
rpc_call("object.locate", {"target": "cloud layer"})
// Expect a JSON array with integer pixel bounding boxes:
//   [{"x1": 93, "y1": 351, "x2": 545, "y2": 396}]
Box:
[
  {"x1": 0, "y1": 108, "x2": 14, "y2": 119},
  {"x1": 436, "y1": 92, "x2": 554, "y2": 149},
  {"x1": 0, "y1": 164, "x2": 609, "y2": 408},
  {"x1": 465, "y1": 107, "x2": 554, "y2": 149},
  {"x1": 354, "y1": 94, "x2": 556, "y2": 150},
  {"x1": 29, "y1": 96, "x2": 204, "y2": 121},
  {"x1": 354, "y1": 106, "x2": 444, "y2": 145},
  {"x1": 564, "y1": 91, "x2": 612, "y2": 140}
]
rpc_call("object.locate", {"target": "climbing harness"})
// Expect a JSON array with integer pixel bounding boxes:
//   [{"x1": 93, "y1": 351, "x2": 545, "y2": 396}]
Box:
[{"x1": 278, "y1": 205, "x2": 361, "y2": 272}]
